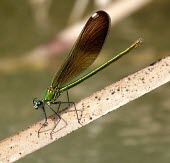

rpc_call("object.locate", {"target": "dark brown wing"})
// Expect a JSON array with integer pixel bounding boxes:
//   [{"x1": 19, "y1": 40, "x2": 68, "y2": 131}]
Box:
[{"x1": 51, "y1": 10, "x2": 110, "y2": 88}]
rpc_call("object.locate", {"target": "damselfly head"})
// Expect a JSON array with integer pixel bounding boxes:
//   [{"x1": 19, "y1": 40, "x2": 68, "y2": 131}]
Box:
[{"x1": 33, "y1": 98, "x2": 43, "y2": 109}]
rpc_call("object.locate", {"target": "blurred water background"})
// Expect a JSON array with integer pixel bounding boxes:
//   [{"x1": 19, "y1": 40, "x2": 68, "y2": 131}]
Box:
[{"x1": 0, "y1": 0, "x2": 170, "y2": 162}]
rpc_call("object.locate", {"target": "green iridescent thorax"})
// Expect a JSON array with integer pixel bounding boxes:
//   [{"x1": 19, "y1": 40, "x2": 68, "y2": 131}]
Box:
[{"x1": 43, "y1": 87, "x2": 61, "y2": 102}]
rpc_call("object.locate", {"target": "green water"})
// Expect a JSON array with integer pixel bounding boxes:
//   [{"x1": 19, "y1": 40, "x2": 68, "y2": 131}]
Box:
[{"x1": 0, "y1": 1, "x2": 170, "y2": 163}]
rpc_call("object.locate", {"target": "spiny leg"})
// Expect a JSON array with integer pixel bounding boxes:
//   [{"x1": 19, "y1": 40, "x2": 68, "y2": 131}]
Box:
[
  {"x1": 53, "y1": 100, "x2": 82, "y2": 125},
  {"x1": 47, "y1": 103, "x2": 67, "y2": 138},
  {"x1": 66, "y1": 90, "x2": 81, "y2": 124},
  {"x1": 66, "y1": 90, "x2": 70, "y2": 107},
  {"x1": 38, "y1": 106, "x2": 48, "y2": 137}
]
